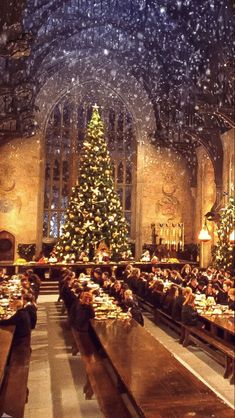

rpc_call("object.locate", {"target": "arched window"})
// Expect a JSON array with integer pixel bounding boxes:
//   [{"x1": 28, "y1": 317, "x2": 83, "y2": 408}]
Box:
[{"x1": 43, "y1": 99, "x2": 136, "y2": 240}]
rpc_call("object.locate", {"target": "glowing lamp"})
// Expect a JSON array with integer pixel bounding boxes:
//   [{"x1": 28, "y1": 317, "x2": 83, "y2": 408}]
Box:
[
  {"x1": 198, "y1": 219, "x2": 211, "y2": 242},
  {"x1": 229, "y1": 229, "x2": 235, "y2": 245}
]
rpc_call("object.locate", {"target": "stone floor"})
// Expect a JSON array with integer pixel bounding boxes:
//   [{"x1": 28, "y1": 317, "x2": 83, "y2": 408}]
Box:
[{"x1": 24, "y1": 295, "x2": 235, "y2": 418}]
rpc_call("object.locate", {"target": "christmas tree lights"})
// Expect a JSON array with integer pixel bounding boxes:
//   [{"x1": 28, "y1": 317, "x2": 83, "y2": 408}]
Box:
[
  {"x1": 213, "y1": 196, "x2": 235, "y2": 270},
  {"x1": 55, "y1": 105, "x2": 130, "y2": 262}
]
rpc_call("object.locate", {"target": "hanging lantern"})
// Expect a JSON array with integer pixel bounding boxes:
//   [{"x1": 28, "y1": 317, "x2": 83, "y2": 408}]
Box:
[
  {"x1": 198, "y1": 219, "x2": 211, "y2": 242},
  {"x1": 229, "y1": 229, "x2": 235, "y2": 245}
]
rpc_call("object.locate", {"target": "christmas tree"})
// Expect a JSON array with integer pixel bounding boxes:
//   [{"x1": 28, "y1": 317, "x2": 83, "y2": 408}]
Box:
[
  {"x1": 213, "y1": 196, "x2": 235, "y2": 270},
  {"x1": 55, "y1": 105, "x2": 130, "y2": 262}
]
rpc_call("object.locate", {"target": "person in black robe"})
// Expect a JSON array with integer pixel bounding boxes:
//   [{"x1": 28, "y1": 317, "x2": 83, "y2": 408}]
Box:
[
  {"x1": 70, "y1": 292, "x2": 95, "y2": 332},
  {"x1": 0, "y1": 300, "x2": 31, "y2": 339},
  {"x1": 23, "y1": 293, "x2": 37, "y2": 329},
  {"x1": 181, "y1": 293, "x2": 198, "y2": 326}
]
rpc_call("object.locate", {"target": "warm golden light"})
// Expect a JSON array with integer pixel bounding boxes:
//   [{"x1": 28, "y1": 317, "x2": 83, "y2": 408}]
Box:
[
  {"x1": 229, "y1": 229, "x2": 235, "y2": 245},
  {"x1": 198, "y1": 227, "x2": 211, "y2": 242},
  {"x1": 198, "y1": 219, "x2": 211, "y2": 242}
]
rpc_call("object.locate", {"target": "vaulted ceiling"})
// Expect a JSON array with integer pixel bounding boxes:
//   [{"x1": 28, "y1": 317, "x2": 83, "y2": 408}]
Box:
[{"x1": 0, "y1": 0, "x2": 234, "y2": 186}]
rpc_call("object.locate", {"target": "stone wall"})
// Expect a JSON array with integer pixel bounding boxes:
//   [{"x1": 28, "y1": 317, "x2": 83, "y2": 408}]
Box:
[
  {"x1": 135, "y1": 143, "x2": 194, "y2": 257},
  {"x1": 0, "y1": 134, "x2": 42, "y2": 259},
  {"x1": 195, "y1": 146, "x2": 216, "y2": 267},
  {"x1": 221, "y1": 128, "x2": 234, "y2": 197}
]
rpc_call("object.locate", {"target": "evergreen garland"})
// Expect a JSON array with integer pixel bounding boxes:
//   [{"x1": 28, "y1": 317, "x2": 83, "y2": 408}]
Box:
[{"x1": 213, "y1": 196, "x2": 235, "y2": 270}]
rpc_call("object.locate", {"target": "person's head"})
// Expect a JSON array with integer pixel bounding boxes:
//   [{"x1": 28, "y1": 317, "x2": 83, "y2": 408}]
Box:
[
  {"x1": 114, "y1": 280, "x2": 122, "y2": 291},
  {"x1": 223, "y1": 279, "x2": 232, "y2": 293},
  {"x1": 192, "y1": 268, "x2": 199, "y2": 276},
  {"x1": 190, "y1": 277, "x2": 198, "y2": 287},
  {"x1": 124, "y1": 289, "x2": 133, "y2": 301},
  {"x1": 183, "y1": 287, "x2": 193, "y2": 298},
  {"x1": 130, "y1": 268, "x2": 141, "y2": 279},
  {"x1": 184, "y1": 293, "x2": 195, "y2": 306},
  {"x1": 212, "y1": 283, "x2": 220, "y2": 294},
  {"x1": 124, "y1": 264, "x2": 133, "y2": 274},
  {"x1": 155, "y1": 282, "x2": 164, "y2": 292},
  {"x1": 93, "y1": 268, "x2": 102, "y2": 279},
  {"x1": 228, "y1": 288, "x2": 235, "y2": 302},
  {"x1": 102, "y1": 271, "x2": 110, "y2": 281},
  {"x1": 181, "y1": 264, "x2": 191, "y2": 275},
  {"x1": 79, "y1": 291, "x2": 93, "y2": 305}
]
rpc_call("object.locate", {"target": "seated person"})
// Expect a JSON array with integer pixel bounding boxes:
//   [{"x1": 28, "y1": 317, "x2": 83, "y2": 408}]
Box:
[
  {"x1": 181, "y1": 294, "x2": 198, "y2": 326},
  {"x1": 23, "y1": 293, "x2": 38, "y2": 329},
  {"x1": 172, "y1": 287, "x2": 192, "y2": 322},
  {"x1": 70, "y1": 292, "x2": 95, "y2": 332},
  {"x1": 0, "y1": 300, "x2": 31, "y2": 339},
  {"x1": 187, "y1": 276, "x2": 198, "y2": 293},
  {"x1": 121, "y1": 290, "x2": 144, "y2": 326},
  {"x1": 151, "y1": 281, "x2": 164, "y2": 308},
  {"x1": 109, "y1": 280, "x2": 123, "y2": 303},
  {"x1": 161, "y1": 284, "x2": 178, "y2": 315},
  {"x1": 170, "y1": 270, "x2": 183, "y2": 285},
  {"x1": 92, "y1": 268, "x2": 103, "y2": 286},
  {"x1": 228, "y1": 288, "x2": 235, "y2": 311}
]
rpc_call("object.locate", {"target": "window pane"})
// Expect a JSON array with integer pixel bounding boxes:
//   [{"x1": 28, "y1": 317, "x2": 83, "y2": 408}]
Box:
[
  {"x1": 53, "y1": 159, "x2": 60, "y2": 181},
  {"x1": 63, "y1": 101, "x2": 70, "y2": 127},
  {"x1": 126, "y1": 163, "x2": 132, "y2": 184},
  {"x1": 53, "y1": 105, "x2": 61, "y2": 127},
  {"x1": 59, "y1": 212, "x2": 66, "y2": 236},
  {"x1": 117, "y1": 162, "x2": 123, "y2": 183},
  {"x1": 62, "y1": 160, "x2": 69, "y2": 182},
  {"x1": 44, "y1": 183, "x2": 50, "y2": 209},
  {"x1": 51, "y1": 185, "x2": 59, "y2": 209},
  {"x1": 50, "y1": 212, "x2": 58, "y2": 237},
  {"x1": 117, "y1": 187, "x2": 123, "y2": 206},
  {"x1": 61, "y1": 184, "x2": 69, "y2": 209},
  {"x1": 125, "y1": 212, "x2": 131, "y2": 236},
  {"x1": 125, "y1": 187, "x2": 132, "y2": 210}
]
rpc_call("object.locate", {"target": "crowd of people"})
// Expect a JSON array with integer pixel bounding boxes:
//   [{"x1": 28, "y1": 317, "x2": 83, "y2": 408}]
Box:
[
  {"x1": 59, "y1": 266, "x2": 144, "y2": 330},
  {"x1": 0, "y1": 268, "x2": 40, "y2": 339},
  {"x1": 122, "y1": 264, "x2": 235, "y2": 326}
]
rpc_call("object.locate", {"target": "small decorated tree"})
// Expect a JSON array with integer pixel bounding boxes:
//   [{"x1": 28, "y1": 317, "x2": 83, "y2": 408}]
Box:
[
  {"x1": 213, "y1": 196, "x2": 235, "y2": 270},
  {"x1": 55, "y1": 105, "x2": 130, "y2": 262}
]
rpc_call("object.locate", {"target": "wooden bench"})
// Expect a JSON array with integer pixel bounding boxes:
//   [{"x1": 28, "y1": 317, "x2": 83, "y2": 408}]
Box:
[
  {"x1": 0, "y1": 326, "x2": 15, "y2": 389},
  {"x1": 71, "y1": 327, "x2": 131, "y2": 418},
  {"x1": 181, "y1": 325, "x2": 235, "y2": 383},
  {"x1": 0, "y1": 335, "x2": 31, "y2": 418},
  {"x1": 154, "y1": 308, "x2": 182, "y2": 334}
]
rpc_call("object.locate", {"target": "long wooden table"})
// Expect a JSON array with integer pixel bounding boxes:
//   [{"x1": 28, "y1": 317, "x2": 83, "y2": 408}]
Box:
[
  {"x1": 91, "y1": 318, "x2": 234, "y2": 418},
  {"x1": 0, "y1": 326, "x2": 15, "y2": 388},
  {"x1": 200, "y1": 312, "x2": 235, "y2": 339},
  {"x1": 0, "y1": 261, "x2": 197, "y2": 279}
]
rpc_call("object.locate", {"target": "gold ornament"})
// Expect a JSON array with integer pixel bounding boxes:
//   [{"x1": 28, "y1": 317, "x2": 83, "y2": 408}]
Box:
[{"x1": 65, "y1": 245, "x2": 70, "y2": 251}]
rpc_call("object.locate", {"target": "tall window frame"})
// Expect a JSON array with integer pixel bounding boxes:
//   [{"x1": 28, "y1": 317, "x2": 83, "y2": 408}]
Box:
[{"x1": 43, "y1": 98, "x2": 136, "y2": 240}]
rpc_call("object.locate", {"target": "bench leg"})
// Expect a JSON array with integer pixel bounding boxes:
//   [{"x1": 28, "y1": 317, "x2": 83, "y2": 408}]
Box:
[
  {"x1": 183, "y1": 329, "x2": 190, "y2": 347},
  {"x1": 230, "y1": 361, "x2": 235, "y2": 385},
  {"x1": 154, "y1": 310, "x2": 159, "y2": 324},
  {"x1": 179, "y1": 327, "x2": 185, "y2": 344},
  {"x1": 224, "y1": 357, "x2": 232, "y2": 379},
  {"x1": 26, "y1": 387, "x2": 29, "y2": 403},
  {"x1": 72, "y1": 345, "x2": 79, "y2": 356},
  {"x1": 83, "y1": 376, "x2": 94, "y2": 399}
]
